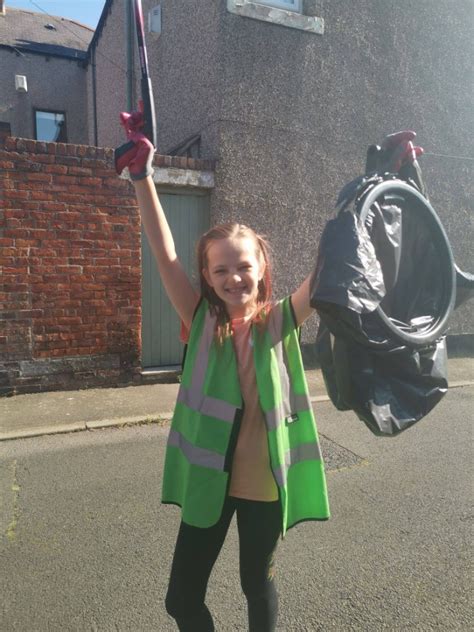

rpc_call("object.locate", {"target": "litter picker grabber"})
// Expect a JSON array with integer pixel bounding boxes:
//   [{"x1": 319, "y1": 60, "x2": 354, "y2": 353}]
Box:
[
  {"x1": 115, "y1": 0, "x2": 156, "y2": 174},
  {"x1": 132, "y1": 0, "x2": 157, "y2": 147}
]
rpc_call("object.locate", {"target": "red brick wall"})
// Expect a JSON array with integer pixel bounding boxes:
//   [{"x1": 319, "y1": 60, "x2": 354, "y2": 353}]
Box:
[
  {"x1": 0, "y1": 138, "x2": 141, "y2": 395},
  {"x1": 1, "y1": 138, "x2": 214, "y2": 395}
]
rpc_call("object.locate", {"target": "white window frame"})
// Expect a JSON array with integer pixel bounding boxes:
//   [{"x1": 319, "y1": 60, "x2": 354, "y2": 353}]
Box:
[
  {"x1": 256, "y1": 0, "x2": 302, "y2": 12},
  {"x1": 227, "y1": 1, "x2": 324, "y2": 35}
]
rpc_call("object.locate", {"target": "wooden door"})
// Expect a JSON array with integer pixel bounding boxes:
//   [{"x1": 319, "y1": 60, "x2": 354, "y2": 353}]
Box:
[{"x1": 141, "y1": 189, "x2": 210, "y2": 367}]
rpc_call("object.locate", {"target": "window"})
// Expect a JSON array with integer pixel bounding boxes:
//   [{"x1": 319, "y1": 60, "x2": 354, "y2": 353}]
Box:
[
  {"x1": 0, "y1": 121, "x2": 11, "y2": 141},
  {"x1": 227, "y1": 1, "x2": 323, "y2": 35},
  {"x1": 34, "y1": 110, "x2": 67, "y2": 142},
  {"x1": 256, "y1": 0, "x2": 302, "y2": 11}
]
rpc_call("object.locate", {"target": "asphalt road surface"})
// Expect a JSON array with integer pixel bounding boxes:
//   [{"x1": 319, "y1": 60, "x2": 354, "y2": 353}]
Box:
[{"x1": 1, "y1": 386, "x2": 472, "y2": 631}]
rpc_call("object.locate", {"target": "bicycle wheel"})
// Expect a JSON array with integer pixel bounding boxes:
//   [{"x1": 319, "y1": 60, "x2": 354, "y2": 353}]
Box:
[{"x1": 356, "y1": 180, "x2": 456, "y2": 346}]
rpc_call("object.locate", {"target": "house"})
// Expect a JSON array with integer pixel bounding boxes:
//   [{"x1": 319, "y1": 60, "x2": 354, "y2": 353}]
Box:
[
  {"x1": 91, "y1": 0, "x2": 473, "y2": 359},
  {"x1": 1, "y1": 0, "x2": 472, "y2": 394},
  {"x1": 0, "y1": 0, "x2": 92, "y2": 144}
]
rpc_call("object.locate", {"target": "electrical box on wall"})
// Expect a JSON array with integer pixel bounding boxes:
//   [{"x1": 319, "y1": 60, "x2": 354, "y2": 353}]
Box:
[
  {"x1": 149, "y1": 6, "x2": 161, "y2": 34},
  {"x1": 15, "y1": 75, "x2": 28, "y2": 92}
]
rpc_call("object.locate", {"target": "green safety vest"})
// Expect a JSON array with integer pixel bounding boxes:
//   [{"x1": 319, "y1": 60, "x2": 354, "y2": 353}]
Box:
[{"x1": 161, "y1": 297, "x2": 330, "y2": 536}]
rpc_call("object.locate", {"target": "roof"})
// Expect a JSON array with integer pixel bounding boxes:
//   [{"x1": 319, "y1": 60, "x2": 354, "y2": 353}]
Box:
[
  {"x1": 87, "y1": 0, "x2": 113, "y2": 57},
  {"x1": 0, "y1": 7, "x2": 93, "y2": 60}
]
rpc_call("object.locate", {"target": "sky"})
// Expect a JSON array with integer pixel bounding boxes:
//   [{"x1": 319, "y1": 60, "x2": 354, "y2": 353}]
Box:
[{"x1": 6, "y1": 0, "x2": 107, "y2": 29}]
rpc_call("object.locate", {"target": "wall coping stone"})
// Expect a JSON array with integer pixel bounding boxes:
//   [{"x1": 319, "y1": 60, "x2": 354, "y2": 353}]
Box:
[
  {"x1": 2, "y1": 137, "x2": 216, "y2": 174},
  {"x1": 152, "y1": 167, "x2": 215, "y2": 189}
]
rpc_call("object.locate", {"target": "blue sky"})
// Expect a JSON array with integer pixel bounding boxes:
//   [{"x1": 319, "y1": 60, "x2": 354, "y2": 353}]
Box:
[{"x1": 7, "y1": 0, "x2": 107, "y2": 29}]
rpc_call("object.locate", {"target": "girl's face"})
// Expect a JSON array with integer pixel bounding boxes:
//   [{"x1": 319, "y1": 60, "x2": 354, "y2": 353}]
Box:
[{"x1": 203, "y1": 236, "x2": 264, "y2": 318}]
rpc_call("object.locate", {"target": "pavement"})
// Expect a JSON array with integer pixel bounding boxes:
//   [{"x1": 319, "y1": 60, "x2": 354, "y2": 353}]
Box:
[{"x1": 1, "y1": 357, "x2": 472, "y2": 441}]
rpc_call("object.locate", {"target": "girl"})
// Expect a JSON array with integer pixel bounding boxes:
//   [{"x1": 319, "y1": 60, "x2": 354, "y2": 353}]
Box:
[{"x1": 116, "y1": 113, "x2": 330, "y2": 632}]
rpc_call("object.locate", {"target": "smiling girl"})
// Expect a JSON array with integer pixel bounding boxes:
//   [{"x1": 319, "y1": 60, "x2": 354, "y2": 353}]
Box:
[{"x1": 116, "y1": 114, "x2": 330, "y2": 632}]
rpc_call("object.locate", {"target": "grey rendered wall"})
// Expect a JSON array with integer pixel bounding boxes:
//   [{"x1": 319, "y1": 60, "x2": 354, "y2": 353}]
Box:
[
  {"x1": 213, "y1": 0, "x2": 473, "y2": 341},
  {"x1": 91, "y1": 0, "x2": 222, "y2": 155},
  {"x1": 86, "y1": 0, "x2": 130, "y2": 148},
  {"x1": 0, "y1": 49, "x2": 88, "y2": 144},
  {"x1": 144, "y1": 0, "x2": 223, "y2": 158},
  {"x1": 93, "y1": 0, "x2": 473, "y2": 341}
]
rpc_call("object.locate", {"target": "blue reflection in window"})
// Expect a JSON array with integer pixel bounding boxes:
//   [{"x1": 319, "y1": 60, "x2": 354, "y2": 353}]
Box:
[{"x1": 35, "y1": 111, "x2": 67, "y2": 142}]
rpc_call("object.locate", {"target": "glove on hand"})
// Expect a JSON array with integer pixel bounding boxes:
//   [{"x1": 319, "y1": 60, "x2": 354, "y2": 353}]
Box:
[
  {"x1": 380, "y1": 130, "x2": 424, "y2": 172},
  {"x1": 114, "y1": 103, "x2": 155, "y2": 180},
  {"x1": 365, "y1": 130, "x2": 426, "y2": 195}
]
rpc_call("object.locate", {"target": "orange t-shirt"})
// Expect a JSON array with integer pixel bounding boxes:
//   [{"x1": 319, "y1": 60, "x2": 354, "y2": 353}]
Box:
[
  {"x1": 180, "y1": 312, "x2": 278, "y2": 502},
  {"x1": 228, "y1": 314, "x2": 279, "y2": 501}
]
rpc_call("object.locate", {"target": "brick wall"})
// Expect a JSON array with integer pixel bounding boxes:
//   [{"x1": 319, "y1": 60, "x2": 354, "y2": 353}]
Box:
[{"x1": 0, "y1": 137, "x2": 141, "y2": 395}]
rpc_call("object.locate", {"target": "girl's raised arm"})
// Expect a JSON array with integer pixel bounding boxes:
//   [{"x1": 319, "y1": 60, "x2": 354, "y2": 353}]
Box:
[
  {"x1": 115, "y1": 115, "x2": 199, "y2": 329},
  {"x1": 133, "y1": 176, "x2": 199, "y2": 329}
]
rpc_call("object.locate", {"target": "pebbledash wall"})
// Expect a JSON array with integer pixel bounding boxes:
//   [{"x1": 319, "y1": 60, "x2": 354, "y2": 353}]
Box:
[{"x1": 0, "y1": 137, "x2": 213, "y2": 395}]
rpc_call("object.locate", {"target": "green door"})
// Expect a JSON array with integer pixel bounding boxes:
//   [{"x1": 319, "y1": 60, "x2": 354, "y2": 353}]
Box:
[{"x1": 141, "y1": 189, "x2": 210, "y2": 368}]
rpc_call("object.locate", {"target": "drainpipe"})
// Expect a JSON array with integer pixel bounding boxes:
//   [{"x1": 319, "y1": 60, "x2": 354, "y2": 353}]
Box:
[{"x1": 91, "y1": 46, "x2": 98, "y2": 146}]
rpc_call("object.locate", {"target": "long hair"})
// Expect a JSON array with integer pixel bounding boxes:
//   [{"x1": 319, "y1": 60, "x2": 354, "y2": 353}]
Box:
[{"x1": 196, "y1": 223, "x2": 273, "y2": 342}]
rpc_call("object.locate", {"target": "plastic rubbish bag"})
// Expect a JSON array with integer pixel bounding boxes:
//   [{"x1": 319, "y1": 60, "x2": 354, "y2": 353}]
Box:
[{"x1": 310, "y1": 136, "x2": 473, "y2": 436}]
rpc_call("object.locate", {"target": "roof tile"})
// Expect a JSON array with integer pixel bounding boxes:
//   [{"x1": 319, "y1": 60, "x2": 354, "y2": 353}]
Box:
[{"x1": 0, "y1": 7, "x2": 93, "y2": 59}]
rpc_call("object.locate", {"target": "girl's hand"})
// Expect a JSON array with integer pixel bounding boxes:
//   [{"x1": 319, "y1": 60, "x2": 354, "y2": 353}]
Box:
[
  {"x1": 120, "y1": 107, "x2": 147, "y2": 138},
  {"x1": 114, "y1": 103, "x2": 155, "y2": 180},
  {"x1": 380, "y1": 130, "x2": 424, "y2": 172}
]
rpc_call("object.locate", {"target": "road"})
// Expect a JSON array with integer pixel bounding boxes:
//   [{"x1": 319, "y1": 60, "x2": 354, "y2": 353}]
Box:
[{"x1": 1, "y1": 387, "x2": 472, "y2": 631}]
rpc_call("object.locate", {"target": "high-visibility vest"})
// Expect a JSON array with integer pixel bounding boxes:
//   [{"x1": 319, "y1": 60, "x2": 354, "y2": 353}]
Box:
[{"x1": 161, "y1": 297, "x2": 330, "y2": 536}]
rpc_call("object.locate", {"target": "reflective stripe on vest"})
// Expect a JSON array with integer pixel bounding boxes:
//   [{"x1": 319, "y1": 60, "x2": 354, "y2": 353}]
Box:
[
  {"x1": 265, "y1": 303, "x2": 313, "y2": 429},
  {"x1": 177, "y1": 388, "x2": 237, "y2": 423},
  {"x1": 169, "y1": 428, "x2": 321, "y2": 486},
  {"x1": 264, "y1": 393, "x2": 313, "y2": 430},
  {"x1": 176, "y1": 309, "x2": 238, "y2": 423},
  {"x1": 168, "y1": 428, "x2": 226, "y2": 471},
  {"x1": 272, "y1": 442, "x2": 323, "y2": 487}
]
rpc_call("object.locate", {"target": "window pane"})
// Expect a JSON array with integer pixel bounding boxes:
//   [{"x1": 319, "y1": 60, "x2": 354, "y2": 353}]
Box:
[
  {"x1": 0, "y1": 121, "x2": 11, "y2": 140},
  {"x1": 35, "y1": 111, "x2": 66, "y2": 142},
  {"x1": 256, "y1": 0, "x2": 302, "y2": 12}
]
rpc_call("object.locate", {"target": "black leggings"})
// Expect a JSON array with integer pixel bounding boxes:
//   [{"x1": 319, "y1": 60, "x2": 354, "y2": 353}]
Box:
[{"x1": 165, "y1": 496, "x2": 281, "y2": 632}]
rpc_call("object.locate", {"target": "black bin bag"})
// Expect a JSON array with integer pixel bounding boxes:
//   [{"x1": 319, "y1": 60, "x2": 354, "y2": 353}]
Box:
[{"x1": 310, "y1": 137, "x2": 474, "y2": 436}]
